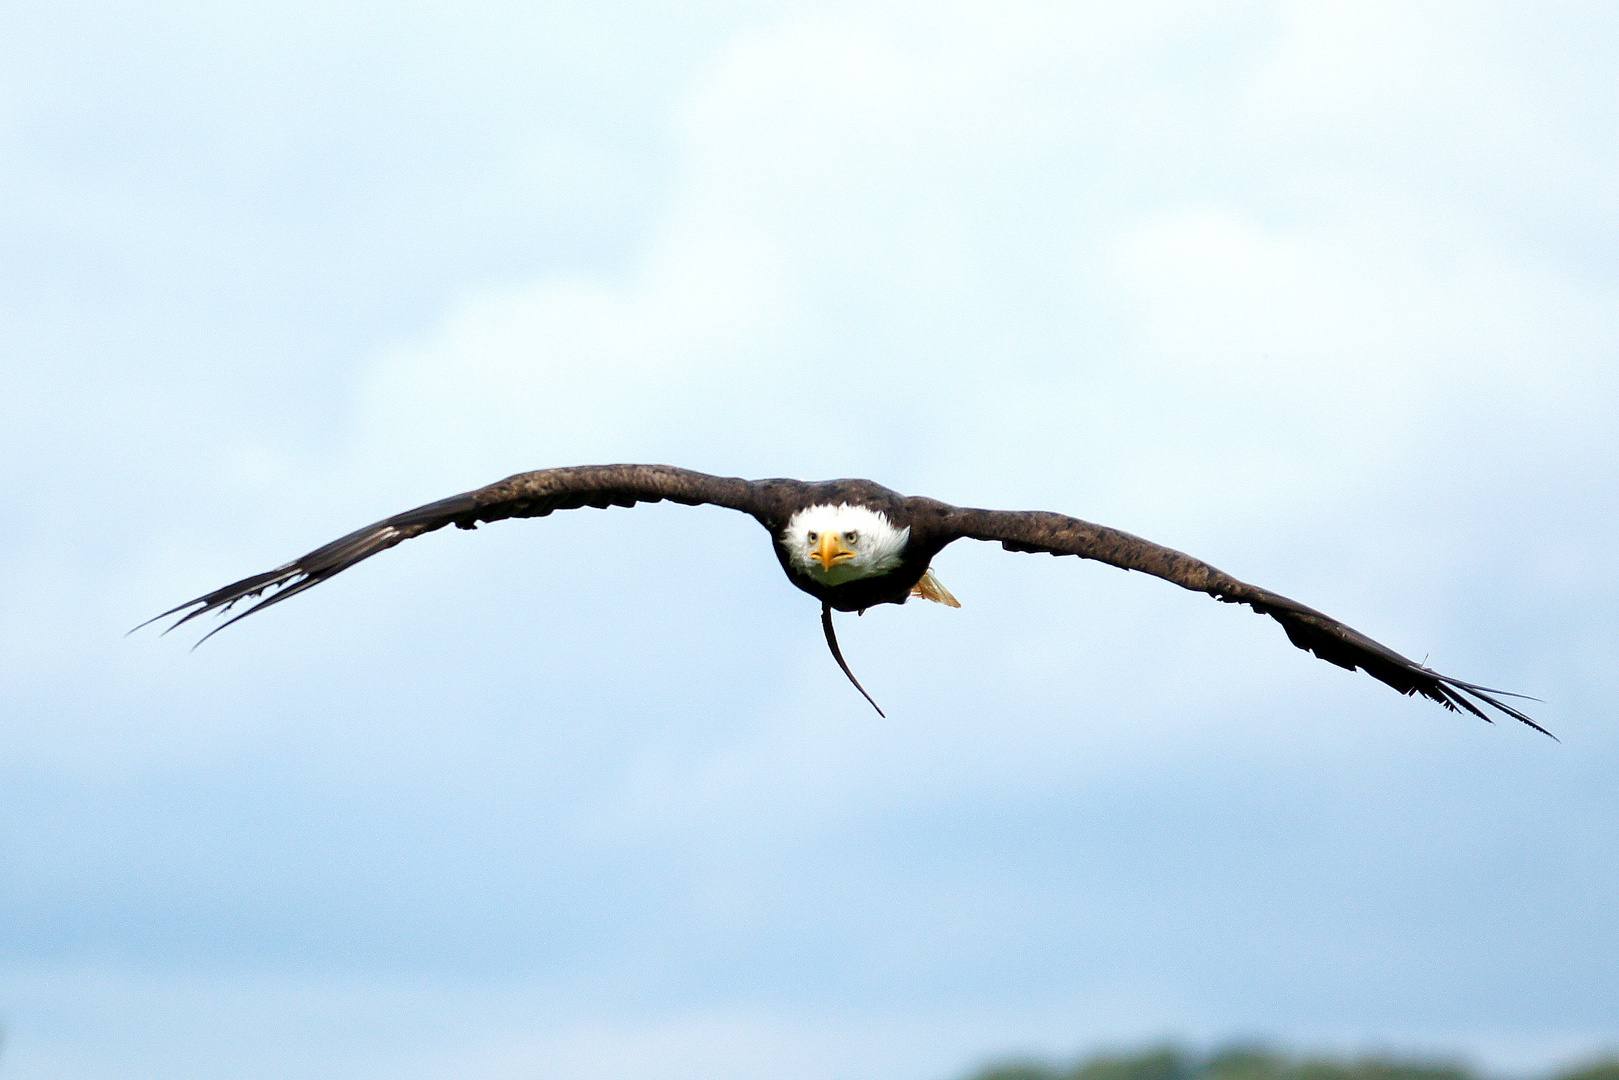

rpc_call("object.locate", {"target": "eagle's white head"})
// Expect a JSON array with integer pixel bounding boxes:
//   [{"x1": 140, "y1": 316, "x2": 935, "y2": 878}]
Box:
[{"x1": 783, "y1": 503, "x2": 910, "y2": 586}]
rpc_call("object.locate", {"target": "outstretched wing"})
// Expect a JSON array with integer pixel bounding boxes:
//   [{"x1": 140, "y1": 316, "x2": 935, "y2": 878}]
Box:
[
  {"x1": 143, "y1": 464, "x2": 765, "y2": 643},
  {"x1": 929, "y1": 502, "x2": 1548, "y2": 736}
]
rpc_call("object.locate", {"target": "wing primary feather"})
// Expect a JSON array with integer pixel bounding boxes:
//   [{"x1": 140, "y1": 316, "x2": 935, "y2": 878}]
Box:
[
  {"x1": 821, "y1": 602, "x2": 885, "y2": 717},
  {"x1": 187, "y1": 575, "x2": 331, "y2": 648},
  {"x1": 935, "y1": 503, "x2": 1551, "y2": 737},
  {"x1": 139, "y1": 465, "x2": 767, "y2": 642}
]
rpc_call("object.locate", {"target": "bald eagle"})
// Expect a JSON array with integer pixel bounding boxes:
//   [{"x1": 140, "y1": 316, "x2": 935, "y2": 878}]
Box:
[{"x1": 142, "y1": 463, "x2": 1545, "y2": 736}]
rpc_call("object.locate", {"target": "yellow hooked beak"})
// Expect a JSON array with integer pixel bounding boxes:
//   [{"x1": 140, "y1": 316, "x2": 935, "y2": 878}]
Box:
[{"x1": 814, "y1": 532, "x2": 854, "y2": 570}]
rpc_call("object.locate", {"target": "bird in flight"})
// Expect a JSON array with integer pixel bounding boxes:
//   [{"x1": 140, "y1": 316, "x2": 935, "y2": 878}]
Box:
[{"x1": 142, "y1": 463, "x2": 1546, "y2": 735}]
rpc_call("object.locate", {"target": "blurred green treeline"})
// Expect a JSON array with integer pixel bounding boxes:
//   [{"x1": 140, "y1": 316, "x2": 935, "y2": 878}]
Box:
[{"x1": 965, "y1": 1045, "x2": 1619, "y2": 1080}]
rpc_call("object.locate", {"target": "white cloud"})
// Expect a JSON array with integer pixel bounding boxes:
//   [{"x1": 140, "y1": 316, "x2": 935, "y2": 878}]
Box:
[{"x1": 5, "y1": 1, "x2": 1617, "y2": 1077}]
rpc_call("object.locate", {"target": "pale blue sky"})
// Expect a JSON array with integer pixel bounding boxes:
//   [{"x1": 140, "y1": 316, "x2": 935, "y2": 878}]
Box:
[{"x1": 1, "y1": 2, "x2": 1616, "y2": 1078}]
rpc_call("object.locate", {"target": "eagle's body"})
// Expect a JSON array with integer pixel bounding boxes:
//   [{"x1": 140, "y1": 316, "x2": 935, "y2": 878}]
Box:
[
  {"x1": 146, "y1": 463, "x2": 1545, "y2": 735},
  {"x1": 770, "y1": 479, "x2": 942, "y2": 609}
]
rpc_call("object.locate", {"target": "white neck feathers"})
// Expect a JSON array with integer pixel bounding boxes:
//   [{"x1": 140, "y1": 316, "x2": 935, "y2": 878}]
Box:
[{"x1": 783, "y1": 504, "x2": 910, "y2": 585}]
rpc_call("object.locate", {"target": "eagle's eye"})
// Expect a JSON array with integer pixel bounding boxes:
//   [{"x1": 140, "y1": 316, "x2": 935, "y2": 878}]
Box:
[
  {"x1": 845, "y1": 531, "x2": 859, "y2": 544},
  {"x1": 806, "y1": 531, "x2": 818, "y2": 542}
]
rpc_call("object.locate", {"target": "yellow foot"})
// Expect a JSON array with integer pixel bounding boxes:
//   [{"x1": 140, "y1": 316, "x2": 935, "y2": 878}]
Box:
[{"x1": 910, "y1": 568, "x2": 961, "y2": 607}]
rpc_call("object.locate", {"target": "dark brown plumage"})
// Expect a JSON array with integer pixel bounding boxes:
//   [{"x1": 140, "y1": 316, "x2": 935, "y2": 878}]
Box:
[{"x1": 142, "y1": 463, "x2": 1547, "y2": 736}]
